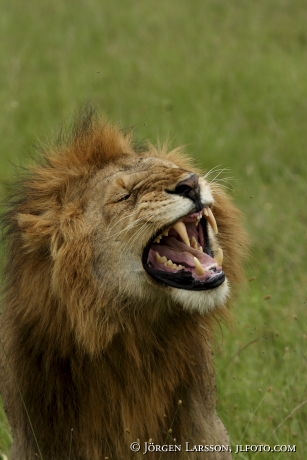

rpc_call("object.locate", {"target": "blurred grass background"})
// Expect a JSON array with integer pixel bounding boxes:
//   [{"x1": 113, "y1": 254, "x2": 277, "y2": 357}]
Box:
[{"x1": 1, "y1": 0, "x2": 307, "y2": 458}]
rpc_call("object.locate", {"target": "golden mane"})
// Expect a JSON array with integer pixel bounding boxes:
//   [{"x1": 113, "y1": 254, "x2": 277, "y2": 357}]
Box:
[{"x1": 0, "y1": 111, "x2": 247, "y2": 460}]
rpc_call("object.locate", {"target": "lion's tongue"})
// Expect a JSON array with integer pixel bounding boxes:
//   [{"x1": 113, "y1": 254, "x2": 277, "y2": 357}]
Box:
[{"x1": 150, "y1": 237, "x2": 216, "y2": 271}]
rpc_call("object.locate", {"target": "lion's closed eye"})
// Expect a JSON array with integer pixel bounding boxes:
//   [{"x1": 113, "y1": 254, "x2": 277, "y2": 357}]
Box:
[{"x1": 116, "y1": 192, "x2": 131, "y2": 202}]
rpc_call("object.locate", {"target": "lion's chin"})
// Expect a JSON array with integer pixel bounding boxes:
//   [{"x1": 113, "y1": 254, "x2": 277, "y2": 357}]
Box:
[{"x1": 170, "y1": 278, "x2": 230, "y2": 314}]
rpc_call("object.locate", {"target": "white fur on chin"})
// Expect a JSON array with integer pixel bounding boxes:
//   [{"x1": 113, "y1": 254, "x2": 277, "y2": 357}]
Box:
[{"x1": 171, "y1": 278, "x2": 230, "y2": 314}]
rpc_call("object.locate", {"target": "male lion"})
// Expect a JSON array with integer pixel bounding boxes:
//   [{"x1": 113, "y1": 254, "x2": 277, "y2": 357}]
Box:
[{"x1": 0, "y1": 111, "x2": 247, "y2": 460}]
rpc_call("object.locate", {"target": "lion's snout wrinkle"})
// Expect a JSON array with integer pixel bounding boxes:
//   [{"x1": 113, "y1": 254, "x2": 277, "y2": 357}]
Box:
[
  {"x1": 0, "y1": 111, "x2": 247, "y2": 460},
  {"x1": 167, "y1": 173, "x2": 203, "y2": 211}
]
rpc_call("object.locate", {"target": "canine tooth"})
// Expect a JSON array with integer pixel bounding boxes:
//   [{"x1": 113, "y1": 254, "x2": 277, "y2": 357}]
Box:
[
  {"x1": 203, "y1": 207, "x2": 209, "y2": 217},
  {"x1": 215, "y1": 248, "x2": 223, "y2": 266},
  {"x1": 191, "y1": 236, "x2": 197, "y2": 249},
  {"x1": 193, "y1": 256, "x2": 206, "y2": 276},
  {"x1": 173, "y1": 221, "x2": 190, "y2": 247},
  {"x1": 191, "y1": 236, "x2": 198, "y2": 249},
  {"x1": 163, "y1": 229, "x2": 169, "y2": 236},
  {"x1": 207, "y1": 208, "x2": 218, "y2": 234},
  {"x1": 191, "y1": 236, "x2": 203, "y2": 251}
]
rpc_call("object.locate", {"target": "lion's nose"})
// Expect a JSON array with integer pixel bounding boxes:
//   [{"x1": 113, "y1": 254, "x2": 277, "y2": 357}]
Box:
[
  {"x1": 168, "y1": 173, "x2": 202, "y2": 211},
  {"x1": 173, "y1": 173, "x2": 199, "y2": 197}
]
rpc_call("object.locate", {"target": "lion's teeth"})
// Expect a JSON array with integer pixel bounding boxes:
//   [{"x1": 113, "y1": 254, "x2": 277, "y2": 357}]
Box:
[
  {"x1": 154, "y1": 228, "x2": 169, "y2": 244},
  {"x1": 196, "y1": 214, "x2": 202, "y2": 225},
  {"x1": 191, "y1": 236, "x2": 202, "y2": 251},
  {"x1": 155, "y1": 252, "x2": 184, "y2": 270},
  {"x1": 215, "y1": 248, "x2": 223, "y2": 266},
  {"x1": 193, "y1": 256, "x2": 206, "y2": 276},
  {"x1": 155, "y1": 252, "x2": 167, "y2": 263},
  {"x1": 204, "y1": 207, "x2": 218, "y2": 234},
  {"x1": 191, "y1": 236, "x2": 198, "y2": 249},
  {"x1": 154, "y1": 234, "x2": 162, "y2": 243},
  {"x1": 203, "y1": 208, "x2": 209, "y2": 217},
  {"x1": 173, "y1": 221, "x2": 190, "y2": 247}
]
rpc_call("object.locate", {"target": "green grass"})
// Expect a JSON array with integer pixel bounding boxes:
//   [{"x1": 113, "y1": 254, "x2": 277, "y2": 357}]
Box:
[{"x1": 1, "y1": 0, "x2": 307, "y2": 457}]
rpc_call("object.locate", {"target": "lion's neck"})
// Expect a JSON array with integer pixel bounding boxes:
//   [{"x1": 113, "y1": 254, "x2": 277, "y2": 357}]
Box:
[
  {"x1": 9, "y1": 301, "x2": 218, "y2": 459},
  {"x1": 78, "y1": 310, "x2": 217, "y2": 446}
]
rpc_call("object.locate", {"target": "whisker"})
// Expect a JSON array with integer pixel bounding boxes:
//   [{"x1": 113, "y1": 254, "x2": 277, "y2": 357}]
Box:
[
  {"x1": 204, "y1": 167, "x2": 232, "y2": 184},
  {"x1": 121, "y1": 214, "x2": 158, "y2": 254},
  {"x1": 102, "y1": 212, "x2": 141, "y2": 242}
]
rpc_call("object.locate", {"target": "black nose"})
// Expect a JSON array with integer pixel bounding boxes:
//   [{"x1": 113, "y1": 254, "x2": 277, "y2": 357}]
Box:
[{"x1": 168, "y1": 173, "x2": 203, "y2": 211}]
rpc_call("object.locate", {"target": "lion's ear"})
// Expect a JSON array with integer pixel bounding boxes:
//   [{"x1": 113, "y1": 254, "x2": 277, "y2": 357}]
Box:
[{"x1": 17, "y1": 212, "x2": 56, "y2": 252}]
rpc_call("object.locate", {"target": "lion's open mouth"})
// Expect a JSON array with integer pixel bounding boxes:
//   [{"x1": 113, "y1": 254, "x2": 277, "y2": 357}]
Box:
[{"x1": 142, "y1": 207, "x2": 225, "y2": 290}]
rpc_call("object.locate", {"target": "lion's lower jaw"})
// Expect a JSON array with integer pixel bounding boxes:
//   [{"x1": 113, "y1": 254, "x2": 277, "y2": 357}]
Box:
[{"x1": 170, "y1": 278, "x2": 230, "y2": 314}]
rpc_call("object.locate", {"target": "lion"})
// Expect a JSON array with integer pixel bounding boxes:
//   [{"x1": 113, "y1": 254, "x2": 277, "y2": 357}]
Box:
[{"x1": 0, "y1": 111, "x2": 247, "y2": 460}]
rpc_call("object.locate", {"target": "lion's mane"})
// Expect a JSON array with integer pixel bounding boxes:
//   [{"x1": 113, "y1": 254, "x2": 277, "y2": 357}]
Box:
[{"x1": 0, "y1": 111, "x2": 247, "y2": 460}]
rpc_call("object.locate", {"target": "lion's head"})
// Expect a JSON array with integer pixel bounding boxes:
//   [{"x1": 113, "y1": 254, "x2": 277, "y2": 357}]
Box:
[
  {"x1": 85, "y1": 154, "x2": 230, "y2": 312},
  {"x1": 4, "y1": 111, "x2": 246, "y2": 355}
]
